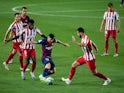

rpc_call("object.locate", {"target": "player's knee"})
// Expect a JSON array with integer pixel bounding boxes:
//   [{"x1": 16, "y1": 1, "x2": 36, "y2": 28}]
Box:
[{"x1": 72, "y1": 61, "x2": 79, "y2": 68}]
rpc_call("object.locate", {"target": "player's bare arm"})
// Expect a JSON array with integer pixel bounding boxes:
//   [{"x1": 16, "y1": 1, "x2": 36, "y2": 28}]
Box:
[
  {"x1": 72, "y1": 35, "x2": 86, "y2": 46},
  {"x1": 92, "y1": 41, "x2": 98, "y2": 53},
  {"x1": 100, "y1": 19, "x2": 105, "y2": 32},
  {"x1": 116, "y1": 18, "x2": 120, "y2": 33},
  {"x1": 56, "y1": 40, "x2": 70, "y2": 47}
]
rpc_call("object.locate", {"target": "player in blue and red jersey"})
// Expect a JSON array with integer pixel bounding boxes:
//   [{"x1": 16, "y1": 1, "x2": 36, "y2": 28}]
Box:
[{"x1": 31, "y1": 34, "x2": 69, "y2": 82}]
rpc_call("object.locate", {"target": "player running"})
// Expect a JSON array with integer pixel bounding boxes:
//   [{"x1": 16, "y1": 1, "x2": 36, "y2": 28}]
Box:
[
  {"x1": 3, "y1": 13, "x2": 24, "y2": 71},
  {"x1": 61, "y1": 27, "x2": 111, "y2": 85},
  {"x1": 100, "y1": 2, "x2": 120, "y2": 57},
  {"x1": 30, "y1": 33, "x2": 69, "y2": 82}
]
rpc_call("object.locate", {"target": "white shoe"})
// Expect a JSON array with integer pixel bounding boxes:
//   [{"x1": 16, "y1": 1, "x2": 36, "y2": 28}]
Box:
[
  {"x1": 21, "y1": 71, "x2": 25, "y2": 80},
  {"x1": 20, "y1": 67, "x2": 30, "y2": 72},
  {"x1": 113, "y1": 53, "x2": 118, "y2": 57},
  {"x1": 39, "y1": 75, "x2": 47, "y2": 82},
  {"x1": 101, "y1": 53, "x2": 109, "y2": 56},
  {"x1": 61, "y1": 77, "x2": 71, "y2": 85},
  {"x1": 103, "y1": 78, "x2": 111, "y2": 85},
  {"x1": 8, "y1": 59, "x2": 13, "y2": 64},
  {"x1": 30, "y1": 72, "x2": 36, "y2": 79},
  {"x1": 3, "y1": 62, "x2": 9, "y2": 70}
]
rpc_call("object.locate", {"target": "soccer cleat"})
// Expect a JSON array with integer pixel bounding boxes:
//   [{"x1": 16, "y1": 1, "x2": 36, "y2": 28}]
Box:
[
  {"x1": 30, "y1": 72, "x2": 36, "y2": 79},
  {"x1": 113, "y1": 53, "x2": 118, "y2": 57},
  {"x1": 103, "y1": 78, "x2": 111, "y2": 85},
  {"x1": 61, "y1": 77, "x2": 71, "y2": 85},
  {"x1": 39, "y1": 75, "x2": 47, "y2": 82},
  {"x1": 3, "y1": 62, "x2": 9, "y2": 70},
  {"x1": 8, "y1": 59, "x2": 13, "y2": 64},
  {"x1": 21, "y1": 71, "x2": 25, "y2": 80},
  {"x1": 101, "y1": 53, "x2": 109, "y2": 56}
]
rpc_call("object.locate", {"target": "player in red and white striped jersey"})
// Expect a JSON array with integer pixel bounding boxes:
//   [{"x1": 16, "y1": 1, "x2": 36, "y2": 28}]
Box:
[
  {"x1": 20, "y1": 19, "x2": 46, "y2": 80},
  {"x1": 3, "y1": 13, "x2": 24, "y2": 70},
  {"x1": 100, "y1": 2, "x2": 120, "y2": 57},
  {"x1": 62, "y1": 27, "x2": 111, "y2": 85}
]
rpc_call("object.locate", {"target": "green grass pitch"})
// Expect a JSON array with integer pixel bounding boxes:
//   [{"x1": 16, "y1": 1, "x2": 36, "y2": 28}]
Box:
[{"x1": 0, "y1": 0, "x2": 124, "y2": 93}]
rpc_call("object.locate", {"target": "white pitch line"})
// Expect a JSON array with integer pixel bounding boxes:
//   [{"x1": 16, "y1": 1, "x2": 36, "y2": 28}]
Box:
[{"x1": 12, "y1": 4, "x2": 124, "y2": 19}]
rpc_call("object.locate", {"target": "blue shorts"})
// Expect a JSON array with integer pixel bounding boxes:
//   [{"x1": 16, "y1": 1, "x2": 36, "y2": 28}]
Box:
[{"x1": 42, "y1": 57, "x2": 55, "y2": 70}]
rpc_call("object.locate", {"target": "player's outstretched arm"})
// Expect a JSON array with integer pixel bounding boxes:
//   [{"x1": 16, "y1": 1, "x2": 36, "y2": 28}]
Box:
[
  {"x1": 72, "y1": 35, "x2": 86, "y2": 47},
  {"x1": 56, "y1": 40, "x2": 70, "y2": 47}
]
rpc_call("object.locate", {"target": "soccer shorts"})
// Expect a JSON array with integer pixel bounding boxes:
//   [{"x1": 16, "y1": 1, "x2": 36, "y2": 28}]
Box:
[
  {"x1": 76, "y1": 56, "x2": 96, "y2": 71},
  {"x1": 22, "y1": 49, "x2": 36, "y2": 59},
  {"x1": 105, "y1": 30, "x2": 116, "y2": 39},
  {"x1": 12, "y1": 42, "x2": 22, "y2": 53},
  {"x1": 42, "y1": 56, "x2": 55, "y2": 70}
]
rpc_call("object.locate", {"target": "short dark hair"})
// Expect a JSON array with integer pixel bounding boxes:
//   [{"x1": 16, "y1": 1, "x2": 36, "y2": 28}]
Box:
[
  {"x1": 22, "y1": 7, "x2": 27, "y2": 10},
  {"x1": 49, "y1": 33, "x2": 55, "y2": 39},
  {"x1": 14, "y1": 13, "x2": 20, "y2": 16},
  {"x1": 28, "y1": 19, "x2": 34, "y2": 24},
  {"x1": 77, "y1": 27, "x2": 84, "y2": 33},
  {"x1": 108, "y1": 2, "x2": 113, "y2": 7}
]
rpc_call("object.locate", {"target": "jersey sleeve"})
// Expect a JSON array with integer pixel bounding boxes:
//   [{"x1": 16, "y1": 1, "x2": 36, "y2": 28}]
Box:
[
  {"x1": 103, "y1": 12, "x2": 106, "y2": 20},
  {"x1": 37, "y1": 38, "x2": 47, "y2": 44},
  {"x1": 115, "y1": 12, "x2": 119, "y2": 20},
  {"x1": 8, "y1": 24, "x2": 16, "y2": 32}
]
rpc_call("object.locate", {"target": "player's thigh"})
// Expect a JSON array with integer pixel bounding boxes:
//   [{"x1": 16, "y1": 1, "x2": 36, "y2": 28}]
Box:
[
  {"x1": 76, "y1": 56, "x2": 86, "y2": 65},
  {"x1": 86, "y1": 59, "x2": 96, "y2": 71},
  {"x1": 22, "y1": 49, "x2": 29, "y2": 59},
  {"x1": 111, "y1": 30, "x2": 116, "y2": 40},
  {"x1": 105, "y1": 30, "x2": 110, "y2": 39},
  {"x1": 30, "y1": 49, "x2": 36, "y2": 57}
]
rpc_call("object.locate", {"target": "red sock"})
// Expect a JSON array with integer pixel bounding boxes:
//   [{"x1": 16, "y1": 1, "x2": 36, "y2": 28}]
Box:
[
  {"x1": 6, "y1": 53, "x2": 14, "y2": 64},
  {"x1": 105, "y1": 42, "x2": 108, "y2": 53},
  {"x1": 32, "y1": 63, "x2": 36, "y2": 72},
  {"x1": 19, "y1": 55, "x2": 23, "y2": 68},
  {"x1": 68, "y1": 67, "x2": 76, "y2": 80},
  {"x1": 23, "y1": 64, "x2": 28, "y2": 72},
  {"x1": 95, "y1": 72, "x2": 107, "y2": 80},
  {"x1": 115, "y1": 42, "x2": 118, "y2": 54}
]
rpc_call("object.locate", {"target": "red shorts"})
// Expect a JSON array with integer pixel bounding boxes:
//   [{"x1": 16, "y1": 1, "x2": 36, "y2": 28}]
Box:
[
  {"x1": 105, "y1": 30, "x2": 116, "y2": 39},
  {"x1": 22, "y1": 49, "x2": 36, "y2": 59},
  {"x1": 12, "y1": 42, "x2": 22, "y2": 53},
  {"x1": 76, "y1": 56, "x2": 96, "y2": 71}
]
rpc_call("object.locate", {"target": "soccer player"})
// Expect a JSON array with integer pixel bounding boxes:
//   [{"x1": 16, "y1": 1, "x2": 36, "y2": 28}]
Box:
[
  {"x1": 20, "y1": 19, "x2": 46, "y2": 80},
  {"x1": 31, "y1": 33, "x2": 69, "y2": 82},
  {"x1": 9, "y1": 7, "x2": 30, "y2": 64},
  {"x1": 3, "y1": 13, "x2": 24, "y2": 70},
  {"x1": 61, "y1": 27, "x2": 111, "y2": 85},
  {"x1": 100, "y1": 2, "x2": 120, "y2": 57}
]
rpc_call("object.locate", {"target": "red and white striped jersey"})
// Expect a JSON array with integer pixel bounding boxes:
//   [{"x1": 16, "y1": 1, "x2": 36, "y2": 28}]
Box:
[
  {"x1": 22, "y1": 27, "x2": 42, "y2": 49},
  {"x1": 81, "y1": 35, "x2": 95, "y2": 61},
  {"x1": 8, "y1": 21, "x2": 23, "y2": 43},
  {"x1": 103, "y1": 10, "x2": 119, "y2": 30}
]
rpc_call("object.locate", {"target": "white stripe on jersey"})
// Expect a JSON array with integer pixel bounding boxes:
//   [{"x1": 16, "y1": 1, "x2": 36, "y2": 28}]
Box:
[
  {"x1": 8, "y1": 21, "x2": 23, "y2": 43},
  {"x1": 22, "y1": 27, "x2": 41, "y2": 49},
  {"x1": 81, "y1": 35, "x2": 95, "y2": 61},
  {"x1": 103, "y1": 11, "x2": 119, "y2": 30}
]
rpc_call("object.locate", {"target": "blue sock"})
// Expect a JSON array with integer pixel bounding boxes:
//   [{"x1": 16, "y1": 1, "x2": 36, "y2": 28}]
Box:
[{"x1": 42, "y1": 69, "x2": 51, "y2": 77}]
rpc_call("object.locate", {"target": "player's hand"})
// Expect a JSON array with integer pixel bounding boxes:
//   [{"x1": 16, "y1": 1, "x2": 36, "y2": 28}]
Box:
[{"x1": 72, "y1": 35, "x2": 76, "y2": 42}]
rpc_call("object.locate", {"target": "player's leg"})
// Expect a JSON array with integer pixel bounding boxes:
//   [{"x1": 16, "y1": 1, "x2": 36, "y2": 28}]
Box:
[
  {"x1": 101, "y1": 31, "x2": 110, "y2": 56},
  {"x1": 87, "y1": 59, "x2": 111, "y2": 85},
  {"x1": 3, "y1": 49, "x2": 17, "y2": 70},
  {"x1": 62, "y1": 56, "x2": 85, "y2": 85},
  {"x1": 30, "y1": 56, "x2": 36, "y2": 79},
  {"x1": 111, "y1": 31, "x2": 118, "y2": 57}
]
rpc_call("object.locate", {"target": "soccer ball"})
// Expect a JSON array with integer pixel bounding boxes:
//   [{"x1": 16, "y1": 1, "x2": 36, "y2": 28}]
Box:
[{"x1": 46, "y1": 77, "x2": 54, "y2": 85}]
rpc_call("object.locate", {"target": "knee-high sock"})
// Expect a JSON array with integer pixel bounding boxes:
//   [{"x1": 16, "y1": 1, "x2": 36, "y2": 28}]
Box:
[
  {"x1": 6, "y1": 53, "x2": 14, "y2": 64},
  {"x1": 68, "y1": 67, "x2": 76, "y2": 80},
  {"x1": 32, "y1": 63, "x2": 36, "y2": 72},
  {"x1": 95, "y1": 72, "x2": 107, "y2": 80},
  {"x1": 114, "y1": 42, "x2": 118, "y2": 54},
  {"x1": 105, "y1": 41, "x2": 108, "y2": 53},
  {"x1": 42, "y1": 68, "x2": 51, "y2": 77},
  {"x1": 19, "y1": 55, "x2": 23, "y2": 68}
]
